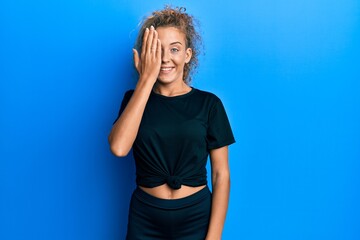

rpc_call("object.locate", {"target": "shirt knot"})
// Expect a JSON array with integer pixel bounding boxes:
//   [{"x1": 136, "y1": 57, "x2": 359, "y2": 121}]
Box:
[{"x1": 166, "y1": 176, "x2": 182, "y2": 189}]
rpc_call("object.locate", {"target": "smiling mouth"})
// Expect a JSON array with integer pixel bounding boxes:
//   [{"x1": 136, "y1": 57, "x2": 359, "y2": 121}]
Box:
[{"x1": 160, "y1": 67, "x2": 175, "y2": 73}]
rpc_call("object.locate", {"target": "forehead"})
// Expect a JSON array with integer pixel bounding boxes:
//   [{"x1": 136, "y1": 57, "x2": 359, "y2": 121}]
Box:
[{"x1": 156, "y1": 26, "x2": 186, "y2": 45}]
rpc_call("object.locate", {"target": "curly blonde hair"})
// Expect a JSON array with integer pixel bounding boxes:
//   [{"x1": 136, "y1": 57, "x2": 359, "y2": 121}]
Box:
[{"x1": 134, "y1": 6, "x2": 202, "y2": 83}]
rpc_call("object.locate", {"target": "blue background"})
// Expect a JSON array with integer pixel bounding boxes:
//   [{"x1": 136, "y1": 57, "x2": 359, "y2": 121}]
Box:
[{"x1": 1, "y1": 0, "x2": 359, "y2": 239}]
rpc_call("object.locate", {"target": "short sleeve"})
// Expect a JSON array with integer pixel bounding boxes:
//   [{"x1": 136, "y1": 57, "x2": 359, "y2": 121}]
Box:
[
  {"x1": 206, "y1": 99, "x2": 236, "y2": 150},
  {"x1": 113, "y1": 90, "x2": 134, "y2": 124}
]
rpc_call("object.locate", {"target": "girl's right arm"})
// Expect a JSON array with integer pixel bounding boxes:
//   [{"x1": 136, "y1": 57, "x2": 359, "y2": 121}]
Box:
[{"x1": 108, "y1": 26, "x2": 161, "y2": 157}]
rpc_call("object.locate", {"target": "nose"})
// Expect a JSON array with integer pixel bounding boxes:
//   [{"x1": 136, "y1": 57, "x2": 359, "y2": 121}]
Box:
[{"x1": 161, "y1": 49, "x2": 170, "y2": 63}]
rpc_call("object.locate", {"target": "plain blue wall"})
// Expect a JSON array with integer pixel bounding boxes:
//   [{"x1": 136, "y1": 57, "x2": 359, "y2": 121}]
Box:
[{"x1": 1, "y1": 0, "x2": 359, "y2": 239}]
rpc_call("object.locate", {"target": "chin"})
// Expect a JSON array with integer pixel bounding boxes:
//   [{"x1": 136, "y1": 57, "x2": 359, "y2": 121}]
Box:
[{"x1": 157, "y1": 76, "x2": 176, "y2": 84}]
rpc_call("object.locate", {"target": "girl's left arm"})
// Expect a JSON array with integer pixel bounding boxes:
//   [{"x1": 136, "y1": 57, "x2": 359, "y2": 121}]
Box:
[{"x1": 205, "y1": 146, "x2": 231, "y2": 240}]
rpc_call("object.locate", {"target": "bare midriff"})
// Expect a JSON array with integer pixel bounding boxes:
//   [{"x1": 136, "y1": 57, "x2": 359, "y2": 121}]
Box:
[{"x1": 139, "y1": 184, "x2": 207, "y2": 199}]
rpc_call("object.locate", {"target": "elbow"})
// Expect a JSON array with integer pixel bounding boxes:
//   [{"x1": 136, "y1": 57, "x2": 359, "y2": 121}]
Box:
[
  {"x1": 212, "y1": 170, "x2": 230, "y2": 187},
  {"x1": 110, "y1": 144, "x2": 130, "y2": 157},
  {"x1": 108, "y1": 137, "x2": 130, "y2": 157}
]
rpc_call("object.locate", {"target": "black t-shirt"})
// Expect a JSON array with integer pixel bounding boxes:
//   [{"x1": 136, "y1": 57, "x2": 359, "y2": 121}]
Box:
[{"x1": 114, "y1": 87, "x2": 235, "y2": 189}]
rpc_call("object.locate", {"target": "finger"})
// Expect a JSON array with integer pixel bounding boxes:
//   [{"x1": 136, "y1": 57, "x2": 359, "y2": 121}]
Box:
[
  {"x1": 156, "y1": 39, "x2": 161, "y2": 61},
  {"x1": 151, "y1": 29, "x2": 158, "y2": 54},
  {"x1": 146, "y1": 26, "x2": 155, "y2": 54},
  {"x1": 141, "y1": 28, "x2": 149, "y2": 57},
  {"x1": 133, "y1": 49, "x2": 140, "y2": 72}
]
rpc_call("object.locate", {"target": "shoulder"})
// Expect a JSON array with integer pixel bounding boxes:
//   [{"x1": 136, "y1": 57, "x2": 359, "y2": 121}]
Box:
[
  {"x1": 122, "y1": 89, "x2": 134, "y2": 102},
  {"x1": 119, "y1": 89, "x2": 134, "y2": 108},
  {"x1": 193, "y1": 88, "x2": 221, "y2": 102},
  {"x1": 124, "y1": 89, "x2": 134, "y2": 97},
  {"x1": 192, "y1": 88, "x2": 223, "y2": 108}
]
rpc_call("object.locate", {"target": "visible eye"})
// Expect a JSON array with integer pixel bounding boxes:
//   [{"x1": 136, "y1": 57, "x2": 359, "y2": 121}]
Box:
[{"x1": 171, "y1": 48, "x2": 179, "y2": 53}]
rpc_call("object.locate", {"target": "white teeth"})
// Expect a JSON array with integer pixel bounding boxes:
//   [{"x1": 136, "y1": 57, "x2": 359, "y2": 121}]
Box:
[{"x1": 161, "y1": 67, "x2": 173, "y2": 71}]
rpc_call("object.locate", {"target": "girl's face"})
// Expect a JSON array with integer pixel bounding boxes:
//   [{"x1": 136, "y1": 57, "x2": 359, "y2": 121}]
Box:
[{"x1": 156, "y1": 26, "x2": 192, "y2": 84}]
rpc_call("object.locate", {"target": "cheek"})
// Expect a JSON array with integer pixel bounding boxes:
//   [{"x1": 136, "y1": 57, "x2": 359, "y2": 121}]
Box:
[{"x1": 173, "y1": 54, "x2": 187, "y2": 66}]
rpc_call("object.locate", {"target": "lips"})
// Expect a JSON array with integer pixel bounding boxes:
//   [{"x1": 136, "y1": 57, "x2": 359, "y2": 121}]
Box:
[{"x1": 160, "y1": 66, "x2": 175, "y2": 74}]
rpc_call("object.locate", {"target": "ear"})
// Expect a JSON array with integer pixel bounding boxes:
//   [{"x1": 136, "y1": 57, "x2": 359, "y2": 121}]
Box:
[{"x1": 185, "y1": 48, "x2": 193, "y2": 63}]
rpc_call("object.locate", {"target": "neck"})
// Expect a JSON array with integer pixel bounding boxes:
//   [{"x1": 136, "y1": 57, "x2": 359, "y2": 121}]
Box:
[{"x1": 153, "y1": 81, "x2": 191, "y2": 97}]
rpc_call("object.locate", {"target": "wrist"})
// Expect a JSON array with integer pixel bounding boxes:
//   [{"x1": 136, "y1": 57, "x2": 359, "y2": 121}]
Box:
[
  {"x1": 138, "y1": 75, "x2": 156, "y2": 86},
  {"x1": 135, "y1": 77, "x2": 156, "y2": 93},
  {"x1": 138, "y1": 74, "x2": 157, "y2": 85}
]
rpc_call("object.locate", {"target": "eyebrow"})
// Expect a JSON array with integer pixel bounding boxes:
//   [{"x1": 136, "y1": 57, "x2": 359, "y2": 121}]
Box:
[{"x1": 170, "y1": 41, "x2": 183, "y2": 45}]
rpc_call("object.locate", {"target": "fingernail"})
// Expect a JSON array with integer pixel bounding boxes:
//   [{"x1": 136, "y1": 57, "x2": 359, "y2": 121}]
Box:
[
  {"x1": 150, "y1": 25, "x2": 154, "y2": 30},
  {"x1": 145, "y1": 28, "x2": 149, "y2": 32}
]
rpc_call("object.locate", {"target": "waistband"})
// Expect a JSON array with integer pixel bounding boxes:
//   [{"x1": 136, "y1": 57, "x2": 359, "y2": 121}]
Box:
[{"x1": 133, "y1": 185, "x2": 211, "y2": 210}]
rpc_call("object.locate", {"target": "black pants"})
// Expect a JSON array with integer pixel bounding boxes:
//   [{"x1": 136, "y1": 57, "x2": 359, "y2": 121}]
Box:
[{"x1": 126, "y1": 186, "x2": 212, "y2": 240}]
